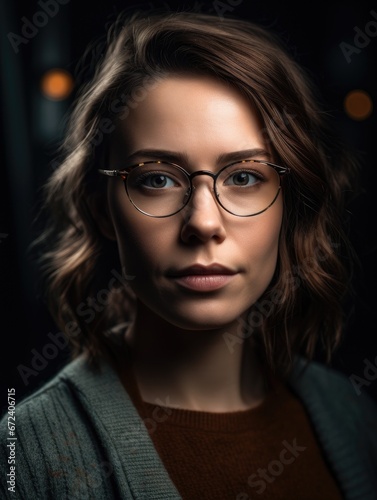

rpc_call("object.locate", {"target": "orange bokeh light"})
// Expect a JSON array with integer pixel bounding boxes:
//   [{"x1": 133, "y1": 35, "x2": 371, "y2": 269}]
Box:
[
  {"x1": 41, "y1": 69, "x2": 74, "y2": 100},
  {"x1": 344, "y1": 90, "x2": 373, "y2": 121}
]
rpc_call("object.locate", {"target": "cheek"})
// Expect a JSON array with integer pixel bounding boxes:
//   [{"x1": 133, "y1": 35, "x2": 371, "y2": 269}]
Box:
[
  {"x1": 237, "y1": 202, "x2": 283, "y2": 277},
  {"x1": 109, "y1": 185, "x2": 173, "y2": 274}
]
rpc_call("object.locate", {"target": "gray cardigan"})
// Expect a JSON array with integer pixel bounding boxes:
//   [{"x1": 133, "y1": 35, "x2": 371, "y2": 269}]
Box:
[{"x1": 1, "y1": 354, "x2": 377, "y2": 500}]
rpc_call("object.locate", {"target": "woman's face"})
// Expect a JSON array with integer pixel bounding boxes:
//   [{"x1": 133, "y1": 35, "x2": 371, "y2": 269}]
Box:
[{"x1": 105, "y1": 75, "x2": 283, "y2": 330}]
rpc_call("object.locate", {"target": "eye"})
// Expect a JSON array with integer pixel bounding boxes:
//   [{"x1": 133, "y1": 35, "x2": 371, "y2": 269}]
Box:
[
  {"x1": 224, "y1": 170, "x2": 262, "y2": 187},
  {"x1": 135, "y1": 172, "x2": 177, "y2": 189}
]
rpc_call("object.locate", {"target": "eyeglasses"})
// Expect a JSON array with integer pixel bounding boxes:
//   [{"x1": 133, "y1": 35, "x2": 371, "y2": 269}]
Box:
[{"x1": 98, "y1": 159, "x2": 290, "y2": 217}]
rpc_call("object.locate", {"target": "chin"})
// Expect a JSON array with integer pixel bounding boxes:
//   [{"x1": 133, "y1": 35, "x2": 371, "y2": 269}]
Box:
[{"x1": 157, "y1": 302, "x2": 248, "y2": 332}]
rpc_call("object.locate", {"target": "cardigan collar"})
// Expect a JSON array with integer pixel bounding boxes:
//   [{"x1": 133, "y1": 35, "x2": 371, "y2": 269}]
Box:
[{"x1": 60, "y1": 353, "x2": 377, "y2": 499}]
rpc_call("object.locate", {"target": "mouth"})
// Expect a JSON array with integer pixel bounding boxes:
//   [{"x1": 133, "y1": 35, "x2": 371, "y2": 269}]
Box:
[{"x1": 166, "y1": 264, "x2": 238, "y2": 292}]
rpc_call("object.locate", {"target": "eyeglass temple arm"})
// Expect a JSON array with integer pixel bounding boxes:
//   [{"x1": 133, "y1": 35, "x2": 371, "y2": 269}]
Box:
[
  {"x1": 98, "y1": 169, "x2": 124, "y2": 177},
  {"x1": 266, "y1": 164, "x2": 290, "y2": 176}
]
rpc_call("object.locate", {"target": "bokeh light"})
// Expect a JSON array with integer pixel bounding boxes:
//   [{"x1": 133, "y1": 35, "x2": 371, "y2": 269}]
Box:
[
  {"x1": 40, "y1": 69, "x2": 74, "y2": 101},
  {"x1": 344, "y1": 89, "x2": 373, "y2": 121}
]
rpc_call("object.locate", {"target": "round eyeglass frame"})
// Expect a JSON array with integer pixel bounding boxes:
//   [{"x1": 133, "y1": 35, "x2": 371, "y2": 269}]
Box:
[{"x1": 98, "y1": 159, "x2": 290, "y2": 218}]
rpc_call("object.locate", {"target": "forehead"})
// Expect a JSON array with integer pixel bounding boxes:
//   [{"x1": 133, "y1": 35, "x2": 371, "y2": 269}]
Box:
[{"x1": 109, "y1": 74, "x2": 266, "y2": 162}]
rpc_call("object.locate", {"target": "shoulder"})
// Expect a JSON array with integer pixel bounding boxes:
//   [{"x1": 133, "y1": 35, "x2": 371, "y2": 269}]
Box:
[
  {"x1": 0, "y1": 356, "x2": 86, "y2": 441},
  {"x1": 287, "y1": 356, "x2": 377, "y2": 497},
  {"x1": 0, "y1": 353, "x2": 170, "y2": 499},
  {"x1": 0, "y1": 355, "x2": 115, "y2": 499},
  {"x1": 289, "y1": 355, "x2": 377, "y2": 417},
  {"x1": 0, "y1": 355, "x2": 95, "y2": 429},
  {"x1": 288, "y1": 355, "x2": 377, "y2": 452}
]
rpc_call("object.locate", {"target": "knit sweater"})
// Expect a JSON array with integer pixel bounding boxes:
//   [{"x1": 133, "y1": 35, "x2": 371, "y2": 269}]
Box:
[
  {"x1": 119, "y1": 350, "x2": 343, "y2": 499},
  {"x1": 1, "y1": 352, "x2": 377, "y2": 500}
]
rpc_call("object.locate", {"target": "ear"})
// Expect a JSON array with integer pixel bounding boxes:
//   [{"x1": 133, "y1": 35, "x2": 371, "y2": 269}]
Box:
[{"x1": 87, "y1": 192, "x2": 117, "y2": 241}]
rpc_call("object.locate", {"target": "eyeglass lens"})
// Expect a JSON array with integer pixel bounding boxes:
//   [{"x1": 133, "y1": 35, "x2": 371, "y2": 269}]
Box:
[{"x1": 125, "y1": 161, "x2": 281, "y2": 216}]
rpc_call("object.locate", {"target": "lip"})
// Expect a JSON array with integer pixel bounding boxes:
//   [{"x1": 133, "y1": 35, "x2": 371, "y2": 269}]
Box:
[
  {"x1": 167, "y1": 264, "x2": 237, "y2": 277},
  {"x1": 167, "y1": 264, "x2": 238, "y2": 292}
]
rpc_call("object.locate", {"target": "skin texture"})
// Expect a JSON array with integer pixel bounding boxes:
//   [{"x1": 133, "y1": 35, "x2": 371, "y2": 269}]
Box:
[{"x1": 98, "y1": 75, "x2": 284, "y2": 412}]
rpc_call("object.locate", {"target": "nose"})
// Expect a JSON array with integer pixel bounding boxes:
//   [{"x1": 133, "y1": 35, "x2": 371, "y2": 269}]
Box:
[{"x1": 179, "y1": 176, "x2": 227, "y2": 244}]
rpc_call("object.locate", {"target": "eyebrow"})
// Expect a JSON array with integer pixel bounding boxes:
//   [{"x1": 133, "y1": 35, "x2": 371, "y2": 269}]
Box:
[{"x1": 124, "y1": 148, "x2": 271, "y2": 166}]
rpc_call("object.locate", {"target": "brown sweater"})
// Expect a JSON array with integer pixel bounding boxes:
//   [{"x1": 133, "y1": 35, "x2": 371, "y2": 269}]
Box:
[{"x1": 118, "y1": 353, "x2": 343, "y2": 500}]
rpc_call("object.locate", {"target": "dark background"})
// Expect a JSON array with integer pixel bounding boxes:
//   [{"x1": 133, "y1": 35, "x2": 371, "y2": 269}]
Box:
[{"x1": 1, "y1": 0, "x2": 377, "y2": 415}]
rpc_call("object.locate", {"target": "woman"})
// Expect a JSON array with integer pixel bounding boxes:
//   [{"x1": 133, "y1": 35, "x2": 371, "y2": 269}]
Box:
[{"x1": 1, "y1": 9, "x2": 377, "y2": 500}]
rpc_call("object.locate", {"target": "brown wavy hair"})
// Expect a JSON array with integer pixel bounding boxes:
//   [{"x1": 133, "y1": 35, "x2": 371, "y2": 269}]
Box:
[{"x1": 31, "y1": 9, "x2": 360, "y2": 379}]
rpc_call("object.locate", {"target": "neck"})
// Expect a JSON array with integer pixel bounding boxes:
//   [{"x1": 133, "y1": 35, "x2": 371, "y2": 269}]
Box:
[{"x1": 119, "y1": 300, "x2": 269, "y2": 412}]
